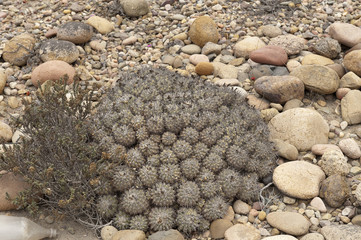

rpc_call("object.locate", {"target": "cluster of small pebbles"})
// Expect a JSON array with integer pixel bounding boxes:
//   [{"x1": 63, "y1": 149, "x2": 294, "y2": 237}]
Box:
[{"x1": 1, "y1": 0, "x2": 361, "y2": 239}]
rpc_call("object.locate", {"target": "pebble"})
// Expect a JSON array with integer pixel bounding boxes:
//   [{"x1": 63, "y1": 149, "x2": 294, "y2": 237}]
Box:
[
  {"x1": 301, "y1": 54, "x2": 334, "y2": 66},
  {"x1": 181, "y1": 44, "x2": 201, "y2": 54},
  {"x1": 266, "y1": 212, "x2": 311, "y2": 236},
  {"x1": 189, "y1": 54, "x2": 209, "y2": 65},
  {"x1": 339, "y1": 71, "x2": 361, "y2": 89},
  {"x1": 0, "y1": 71, "x2": 6, "y2": 94},
  {"x1": 210, "y1": 219, "x2": 233, "y2": 239},
  {"x1": 39, "y1": 39, "x2": 79, "y2": 63},
  {"x1": 269, "y1": 34, "x2": 306, "y2": 55},
  {"x1": 201, "y1": 42, "x2": 222, "y2": 55},
  {"x1": 311, "y1": 144, "x2": 341, "y2": 156},
  {"x1": 254, "y1": 75, "x2": 304, "y2": 104},
  {"x1": 318, "y1": 150, "x2": 350, "y2": 176},
  {"x1": 147, "y1": 229, "x2": 184, "y2": 240},
  {"x1": 224, "y1": 224, "x2": 261, "y2": 240},
  {"x1": 86, "y1": 16, "x2": 114, "y2": 34},
  {"x1": 272, "y1": 139, "x2": 298, "y2": 161},
  {"x1": 57, "y1": 21, "x2": 93, "y2": 44},
  {"x1": 273, "y1": 161, "x2": 325, "y2": 199},
  {"x1": 2, "y1": 33, "x2": 36, "y2": 66},
  {"x1": 313, "y1": 38, "x2": 341, "y2": 59},
  {"x1": 344, "y1": 50, "x2": 361, "y2": 77},
  {"x1": 188, "y1": 16, "x2": 219, "y2": 47},
  {"x1": 234, "y1": 37, "x2": 266, "y2": 58},
  {"x1": 250, "y1": 45, "x2": 288, "y2": 66},
  {"x1": 195, "y1": 62, "x2": 213, "y2": 75},
  {"x1": 290, "y1": 65, "x2": 340, "y2": 95},
  {"x1": 119, "y1": 0, "x2": 149, "y2": 17},
  {"x1": 341, "y1": 89, "x2": 361, "y2": 124},
  {"x1": 269, "y1": 108, "x2": 329, "y2": 151},
  {"x1": 300, "y1": 233, "x2": 324, "y2": 240},
  {"x1": 310, "y1": 197, "x2": 327, "y2": 213},
  {"x1": 31, "y1": 60, "x2": 75, "y2": 87},
  {"x1": 338, "y1": 138, "x2": 361, "y2": 159},
  {"x1": 111, "y1": 230, "x2": 146, "y2": 240},
  {"x1": 328, "y1": 22, "x2": 361, "y2": 47},
  {"x1": 233, "y1": 200, "x2": 250, "y2": 215},
  {"x1": 319, "y1": 174, "x2": 351, "y2": 208},
  {"x1": 122, "y1": 36, "x2": 137, "y2": 46},
  {"x1": 321, "y1": 225, "x2": 361, "y2": 239},
  {"x1": 101, "y1": 226, "x2": 118, "y2": 240},
  {"x1": 263, "y1": 236, "x2": 297, "y2": 240}
]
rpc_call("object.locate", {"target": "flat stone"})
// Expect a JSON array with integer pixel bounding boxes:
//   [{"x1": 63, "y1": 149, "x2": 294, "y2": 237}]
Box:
[
  {"x1": 283, "y1": 99, "x2": 303, "y2": 111},
  {"x1": 266, "y1": 212, "x2": 311, "y2": 236},
  {"x1": 213, "y1": 62, "x2": 238, "y2": 79},
  {"x1": 344, "y1": 50, "x2": 361, "y2": 77},
  {"x1": 122, "y1": 36, "x2": 137, "y2": 45},
  {"x1": 111, "y1": 230, "x2": 146, "y2": 240},
  {"x1": 0, "y1": 172, "x2": 29, "y2": 211},
  {"x1": 272, "y1": 139, "x2": 298, "y2": 160},
  {"x1": 311, "y1": 144, "x2": 341, "y2": 155},
  {"x1": 269, "y1": 34, "x2": 306, "y2": 55},
  {"x1": 273, "y1": 161, "x2": 325, "y2": 199},
  {"x1": 338, "y1": 138, "x2": 361, "y2": 159},
  {"x1": 210, "y1": 219, "x2": 233, "y2": 239},
  {"x1": 319, "y1": 174, "x2": 350, "y2": 208},
  {"x1": 254, "y1": 75, "x2": 304, "y2": 104},
  {"x1": 224, "y1": 224, "x2": 261, "y2": 240},
  {"x1": 57, "y1": 21, "x2": 93, "y2": 44},
  {"x1": 39, "y1": 39, "x2": 79, "y2": 64},
  {"x1": 181, "y1": 44, "x2": 201, "y2": 54},
  {"x1": 189, "y1": 54, "x2": 209, "y2": 65},
  {"x1": 328, "y1": 22, "x2": 361, "y2": 47},
  {"x1": 319, "y1": 150, "x2": 350, "y2": 176},
  {"x1": 148, "y1": 229, "x2": 184, "y2": 240},
  {"x1": 188, "y1": 16, "x2": 219, "y2": 47},
  {"x1": 234, "y1": 37, "x2": 266, "y2": 58},
  {"x1": 341, "y1": 90, "x2": 361, "y2": 124},
  {"x1": 301, "y1": 54, "x2": 334, "y2": 66},
  {"x1": 246, "y1": 95, "x2": 270, "y2": 110},
  {"x1": 86, "y1": 16, "x2": 114, "y2": 34},
  {"x1": 89, "y1": 40, "x2": 107, "y2": 51},
  {"x1": 321, "y1": 224, "x2": 361, "y2": 240},
  {"x1": 202, "y1": 42, "x2": 222, "y2": 55},
  {"x1": 310, "y1": 197, "x2": 327, "y2": 213},
  {"x1": 290, "y1": 65, "x2": 340, "y2": 94},
  {"x1": 268, "y1": 108, "x2": 329, "y2": 151},
  {"x1": 250, "y1": 45, "x2": 288, "y2": 66},
  {"x1": 261, "y1": 25, "x2": 283, "y2": 38}
]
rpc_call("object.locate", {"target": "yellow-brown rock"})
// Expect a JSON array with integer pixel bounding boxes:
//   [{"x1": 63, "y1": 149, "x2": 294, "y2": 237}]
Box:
[
  {"x1": 188, "y1": 16, "x2": 219, "y2": 47},
  {"x1": 195, "y1": 62, "x2": 214, "y2": 75},
  {"x1": 2, "y1": 33, "x2": 36, "y2": 66}
]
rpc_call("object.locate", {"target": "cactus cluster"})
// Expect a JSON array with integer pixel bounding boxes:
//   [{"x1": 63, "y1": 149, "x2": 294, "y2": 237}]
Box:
[{"x1": 92, "y1": 66, "x2": 277, "y2": 234}]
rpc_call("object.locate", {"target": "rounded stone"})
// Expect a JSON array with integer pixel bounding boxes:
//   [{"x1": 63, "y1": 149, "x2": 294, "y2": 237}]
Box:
[
  {"x1": 0, "y1": 70, "x2": 6, "y2": 94},
  {"x1": 0, "y1": 121, "x2": 13, "y2": 142},
  {"x1": 339, "y1": 71, "x2": 361, "y2": 89},
  {"x1": 250, "y1": 45, "x2": 288, "y2": 66},
  {"x1": 266, "y1": 212, "x2": 311, "y2": 236},
  {"x1": 261, "y1": 25, "x2": 283, "y2": 38},
  {"x1": 101, "y1": 226, "x2": 118, "y2": 240},
  {"x1": 344, "y1": 50, "x2": 361, "y2": 77},
  {"x1": 86, "y1": 16, "x2": 114, "y2": 35},
  {"x1": 268, "y1": 108, "x2": 329, "y2": 151},
  {"x1": 318, "y1": 150, "x2": 350, "y2": 176},
  {"x1": 234, "y1": 37, "x2": 266, "y2": 58},
  {"x1": 181, "y1": 44, "x2": 201, "y2": 54},
  {"x1": 201, "y1": 42, "x2": 222, "y2": 55},
  {"x1": 328, "y1": 22, "x2": 361, "y2": 47},
  {"x1": 326, "y1": 63, "x2": 345, "y2": 78},
  {"x1": 313, "y1": 38, "x2": 341, "y2": 59},
  {"x1": 148, "y1": 229, "x2": 184, "y2": 240},
  {"x1": 111, "y1": 230, "x2": 146, "y2": 240},
  {"x1": 272, "y1": 139, "x2": 298, "y2": 161},
  {"x1": 188, "y1": 16, "x2": 220, "y2": 47},
  {"x1": 189, "y1": 54, "x2": 209, "y2": 65},
  {"x1": 300, "y1": 233, "x2": 325, "y2": 240},
  {"x1": 310, "y1": 197, "x2": 327, "y2": 213},
  {"x1": 290, "y1": 65, "x2": 340, "y2": 94},
  {"x1": 119, "y1": 0, "x2": 149, "y2": 17},
  {"x1": 210, "y1": 219, "x2": 233, "y2": 239},
  {"x1": 301, "y1": 54, "x2": 334, "y2": 66},
  {"x1": 336, "y1": 88, "x2": 351, "y2": 100},
  {"x1": 195, "y1": 62, "x2": 214, "y2": 75},
  {"x1": 39, "y1": 39, "x2": 79, "y2": 64},
  {"x1": 321, "y1": 225, "x2": 361, "y2": 240},
  {"x1": 338, "y1": 138, "x2": 361, "y2": 159},
  {"x1": 57, "y1": 21, "x2": 93, "y2": 44},
  {"x1": 224, "y1": 224, "x2": 261, "y2": 240},
  {"x1": 233, "y1": 200, "x2": 250, "y2": 215},
  {"x1": 0, "y1": 172, "x2": 29, "y2": 211},
  {"x1": 254, "y1": 75, "x2": 304, "y2": 104},
  {"x1": 311, "y1": 144, "x2": 341, "y2": 156},
  {"x1": 31, "y1": 60, "x2": 75, "y2": 87},
  {"x1": 263, "y1": 236, "x2": 297, "y2": 240},
  {"x1": 269, "y1": 34, "x2": 306, "y2": 55},
  {"x1": 341, "y1": 89, "x2": 361, "y2": 125},
  {"x1": 319, "y1": 174, "x2": 350, "y2": 208},
  {"x1": 273, "y1": 161, "x2": 326, "y2": 199},
  {"x1": 2, "y1": 33, "x2": 36, "y2": 66}
]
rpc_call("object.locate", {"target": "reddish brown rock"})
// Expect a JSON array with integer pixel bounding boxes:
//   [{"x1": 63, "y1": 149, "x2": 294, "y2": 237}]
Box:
[
  {"x1": 188, "y1": 16, "x2": 220, "y2": 47},
  {"x1": 45, "y1": 28, "x2": 58, "y2": 38},
  {"x1": 195, "y1": 62, "x2": 214, "y2": 75},
  {"x1": 250, "y1": 45, "x2": 288, "y2": 66},
  {"x1": 254, "y1": 76, "x2": 304, "y2": 104},
  {"x1": 336, "y1": 88, "x2": 351, "y2": 100},
  {"x1": 0, "y1": 172, "x2": 29, "y2": 211},
  {"x1": 31, "y1": 60, "x2": 75, "y2": 87}
]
